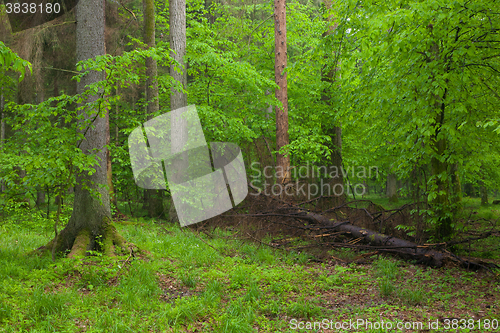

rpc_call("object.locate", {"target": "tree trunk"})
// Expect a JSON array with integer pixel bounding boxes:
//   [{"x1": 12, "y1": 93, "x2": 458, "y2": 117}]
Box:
[
  {"x1": 301, "y1": 211, "x2": 486, "y2": 268},
  {"x1": 143, "y1": 0, "x2": 164, "y2": 218},
  {"x1": 427, "y1": 37, "x2": 451, "y2": 240},
  {"x1": 274, "y1": 0, "x2": 290, "y2": 187},
  {"x1": 450, "y1": 163, "x2": 462, "y2": 209},
  {"x1": 46, "y1": 0, "x2": 129, "y2": 257},
  {"x1": 480, "y1": 182, "x2": 488, "y2": 205},
  {"x1": 106, "y1": 113, "x2": 117, "y2": 209},
  {"x1": 464, "y1": 183, "x2": 474, "y2": 197},
  {"x1": 0, "y1": 87, "x2": 5, "y2": 192},
  {"x1": 36, "y1": 191, "x2": 45, "y2": 206},
  {"x1": 326, "y1": 126, "x2": 344, "y2": 203},
  {"x1": 168, "y1": 0, "x2": 187, "y2": 223},
  {"x1": 248, "y1": 184, "x2": 494, "y2": 269},
  {"x1": 386, "y1": 173, "x2": 398, "y2": 203},
  {"x1": 35, "y1": 67, "x2": 45, "y2": 204},
  {"x1": 105, "y1": 0, "x2": 119, "y2": 212},
  {"x1": 430, "y1": 137, "x2": 451, "y2": 240},
  {"x1": 318, "y1": 0, "x2": 344, "y2": 209}
]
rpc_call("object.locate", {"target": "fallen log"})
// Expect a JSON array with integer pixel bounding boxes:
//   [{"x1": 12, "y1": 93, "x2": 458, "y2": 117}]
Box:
[
  {"x1": 261, "y1": 210, "x2": 451, "y2": 267},
  {"x1": 244, "y1": 184, "x2": 499, "y2": 269}
]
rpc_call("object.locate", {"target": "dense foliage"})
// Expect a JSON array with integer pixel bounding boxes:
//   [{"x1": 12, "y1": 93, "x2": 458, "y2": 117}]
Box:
[{"x1": 0, "y1": 0, "x2": 499, "y2": 240}]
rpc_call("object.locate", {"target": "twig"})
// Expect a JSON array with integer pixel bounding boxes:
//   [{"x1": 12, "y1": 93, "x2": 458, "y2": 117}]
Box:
[
  {"x1": 109, "y1": 248, "x2": 134, "y2": 284},
  {"x1": 118, "y1": 0, "x2": 137, "y2": 20}
]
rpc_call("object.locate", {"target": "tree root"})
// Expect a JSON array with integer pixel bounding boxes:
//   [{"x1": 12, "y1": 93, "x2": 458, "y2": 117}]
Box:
[
  {"x1": 67, "y1": 229, "x2": 91, "y2": 258},
  {"x1": 35, "y1": 218, "x2": 139, "y2": 259},
  {"x1": 102, "y1": 223, "x2": 138, "y2": 257}
]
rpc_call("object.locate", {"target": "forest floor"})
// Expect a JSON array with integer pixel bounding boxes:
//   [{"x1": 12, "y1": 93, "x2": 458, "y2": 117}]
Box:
[{"x1": 0, "y1": 199, "x2": 499, "y2": 332}]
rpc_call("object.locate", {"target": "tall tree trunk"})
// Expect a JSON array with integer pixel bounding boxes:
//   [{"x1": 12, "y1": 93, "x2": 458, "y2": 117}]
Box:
[
  {"x1": 35, "y1": 74, "x2": 45, "y2": 205},
  {"x1": 274, "y1": 0, "x2": 290, "y2": 188},
  {"x1": 107, "y1": 85, "x2": 119, "y2": 210},
  {"x1": 115, "y1": 86, "x2": 119, "y2": 145},
  {"x1": 47, "y1": 0, "x2": 129, "y2": 257},
  {"x1": 428, "y1": 36, "x2": 451, "y2": 240},
  {"x1": 143, "y1": 0, "x2": 164, "y2": 218},
  {"x1": 105, "y1": 0, "x2": 119, "y2": 212},
  {"x1": 430, "y1": 136, "x2": 451, "y2": 240},
  {"x1": 168, "y1": 0, "x2": 187, "y2": 223},
  {"x1": 106, "y1": 106, "x2": 117, "y2": 209},
  {"x1": 318, "y1": 0, "x2": 345, "y2": 209},
  {"x1": 0, "y1": 88, "x2": 4, "y2": 192}
]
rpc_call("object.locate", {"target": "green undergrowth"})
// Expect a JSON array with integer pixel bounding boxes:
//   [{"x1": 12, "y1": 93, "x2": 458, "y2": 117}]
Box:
[{"x1": 0, "y1": 213, "x2": 498, "y2": 332}]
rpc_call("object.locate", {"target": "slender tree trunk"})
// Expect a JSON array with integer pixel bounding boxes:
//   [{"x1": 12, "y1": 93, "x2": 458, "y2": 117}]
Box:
[
  {"x1": 107, "y1": 86, "x2": 119, "y2": 210},
  {"x1": 106, "y1": 107, "x2": 117, "y2": 209},
  {"x1": 464, "y1": 183, "x2": 474, "y2": 197},
  {"x1": 480, "y1": 182, "x2": 488, "y2": 205},
  {"x1": 274, "y1": 0, "x2": 290, "y2": 188},
  {"x1": 386, "y1": 173, "x2": 398, "y2": 203},
  {"x1": 0, "y1": 88, "x2": 5, "y2": 192},
  {"x1": 259, "y1": 89, "x2": 275, "y2": 191},
  {"x1": 143, "y1": 0, "x2": 164, "y2": 218},
  {"x1": 318, "y1": 0, "x2": 345, "y2": 209},
  {"x1": 168, "y1": 0, "x2": 187, "y2": 223},
  {"x1": 105, "y1": 1, "x2": 119, "y2": 212},
  {"x1": 450, "y1": 163, "x2": 462, "y2": 207},
  {"x1": 430, "y1": 136, "x2": 451, "y2": 239},
  {"x1": 115, "y1": 86, "x2": 119, "y2": 145},
  {"x1": 428, "y1": 36, "x2": 451, "y2": 240},
  {"x1": 35, "y1": 79, "x2": 45, "y2": 205}
]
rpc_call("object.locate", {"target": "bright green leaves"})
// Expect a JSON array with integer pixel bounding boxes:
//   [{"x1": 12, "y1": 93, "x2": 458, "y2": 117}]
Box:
[
  {"x1": 185, "y1": 0, "x2": 278, "y2": 145},
  {"x1": 331, "y1": 0, "x2": 500, "y2": 233},
  {"x1": 0, "y1": 41, "x2": 31, "y2": 81}
]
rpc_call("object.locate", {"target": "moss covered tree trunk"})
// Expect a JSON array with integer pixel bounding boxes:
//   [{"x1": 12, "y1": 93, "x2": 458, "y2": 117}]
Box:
[
  {"x1": 318, "y1": 0, "x2": 345, "y2": 209},
  {"x1": 45, "y1": 0, "x2": 130, "y2": 257}
]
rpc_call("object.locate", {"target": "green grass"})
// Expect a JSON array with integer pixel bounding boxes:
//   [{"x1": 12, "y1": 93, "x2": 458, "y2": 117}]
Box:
[
  {"x1": 461, "y1": 196, "x2": 500, "y2": 220},
  {"x1": 358, "y1": 193, "x2": 413, "y2": 210},
  {"x1": 0, "y1": 204, "x2": 499, "y2": 332}
]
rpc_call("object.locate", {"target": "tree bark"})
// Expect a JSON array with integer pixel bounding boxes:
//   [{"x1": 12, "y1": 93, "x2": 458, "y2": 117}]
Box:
[
  {"x1": 168, "y1": 0, "x2": 187, "y2": 223},
  {"x1": 144, "y1": 0, "x2": 164, "y2": 218},
  {"x1": 274, "y1": 0, "x2": 290, "y2": 187},
  {"x1": 386, "y1": 173, "x2": 398, "y2": 203},
  {"x1": 46, "y1": 0, "x2": 129, "y2": 257},
  {"x1": 297, "y1": 211, "x2": 481, "y2": 268}
]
